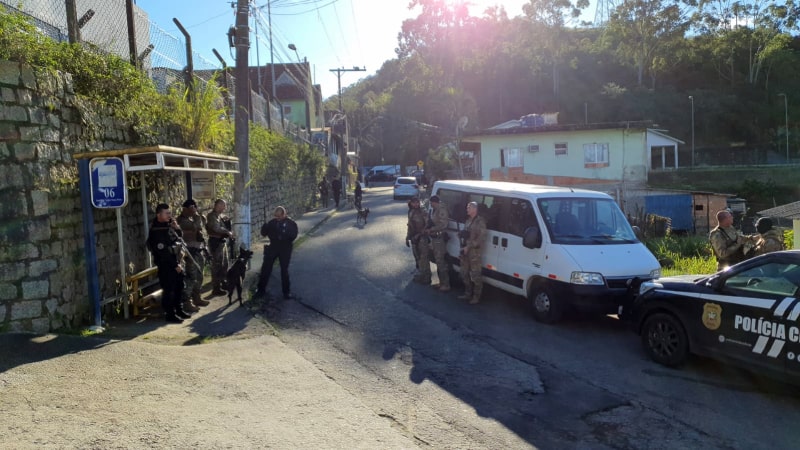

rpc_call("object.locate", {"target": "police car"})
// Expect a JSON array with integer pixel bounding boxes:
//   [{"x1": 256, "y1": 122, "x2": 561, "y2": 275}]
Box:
[{"x1": 628, "y1": 250, "x2": 800, "y2": 381}]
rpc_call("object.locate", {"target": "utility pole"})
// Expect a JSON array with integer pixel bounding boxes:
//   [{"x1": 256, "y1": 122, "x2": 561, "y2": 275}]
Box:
[
  {"x1": 328, "y1": 66, "x2": 366, "y2": 192},
  {"x1": 233, "y1": 0, "x2": 251, "y2": 247},
  {"x1": 329, "y1": 66, "x2": 366, "y2": 113}
]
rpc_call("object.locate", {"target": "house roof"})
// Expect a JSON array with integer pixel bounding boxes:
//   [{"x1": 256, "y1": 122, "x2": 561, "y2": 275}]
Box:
[
  {"x1": 648, "y1": 128, "x2": 685, "y2": 145},
  {"x1": 466, "y1": 120, "x2": 655, "y2": 137},
  {"x1": 758, "y1": 201, "x2": 800, "y2": 219},
  {"x1": 248, "y1": 62, "x2": 312, "y2": 101}
]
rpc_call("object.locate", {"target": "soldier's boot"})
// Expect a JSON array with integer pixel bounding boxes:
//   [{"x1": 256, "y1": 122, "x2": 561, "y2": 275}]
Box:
[
  {"x1": 413, "y1": 274, "x2": 431, "y2": 284},
  {"x1": 469, "y1": 286, "x2": 483, "y2": 305},
  {"x1": 182, "y1": 300, "x2": 200, "y2": 312},
  {"x1": 458, "y1": 290, "x2": 472, "y2": 300},
  {"x1": 211, "y1": 283, "x2": 227, "y2": 296},
  {"x1": 192, "y1": 292, "x2": 210, "y2": 307}
]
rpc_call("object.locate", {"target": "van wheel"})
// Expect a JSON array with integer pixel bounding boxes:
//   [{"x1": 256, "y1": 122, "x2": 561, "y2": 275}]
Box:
[
  {"x1": 641, "y1": 313, "x2": 688, "y2": 367},
  {"x1": 529, "y1": 285, "x2": 563, "y2": 324}
]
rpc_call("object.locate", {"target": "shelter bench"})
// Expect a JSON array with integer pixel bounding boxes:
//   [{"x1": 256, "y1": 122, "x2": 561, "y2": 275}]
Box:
[{"x1": 126, "y1": 267, "x2": 162, "y2": 316}]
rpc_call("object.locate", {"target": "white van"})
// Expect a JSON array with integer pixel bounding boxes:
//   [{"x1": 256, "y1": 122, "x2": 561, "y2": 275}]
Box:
[{"x1": 431, "y1": 180, "x2": 661, "y2": 323}]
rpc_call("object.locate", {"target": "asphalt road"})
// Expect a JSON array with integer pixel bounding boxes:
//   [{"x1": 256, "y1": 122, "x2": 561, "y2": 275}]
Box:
[{"x1": 262, "y1": 185, "x2": 800, "y2": 449}]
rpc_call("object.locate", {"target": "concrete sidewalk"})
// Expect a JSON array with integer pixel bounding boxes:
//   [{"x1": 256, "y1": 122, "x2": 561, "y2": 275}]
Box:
[{"x1": 0, "y1": 203, "x2": 418, "y2": 449}]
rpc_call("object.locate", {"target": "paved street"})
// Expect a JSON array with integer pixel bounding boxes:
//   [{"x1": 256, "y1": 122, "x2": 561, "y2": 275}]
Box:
[{"x1": 2, "y1": 185, "x2": 800, "y2": 449}]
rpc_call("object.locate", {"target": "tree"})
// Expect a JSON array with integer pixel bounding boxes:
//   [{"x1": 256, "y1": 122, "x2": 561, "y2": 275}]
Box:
[{"x1": 604, "y1": 0, "x2": 691, "y2": 88}]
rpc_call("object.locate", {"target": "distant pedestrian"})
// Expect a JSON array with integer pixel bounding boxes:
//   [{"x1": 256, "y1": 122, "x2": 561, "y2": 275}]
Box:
[
  {"x1": 206, "y1": 199, "x2": 233, "y2": 295},
  {"x1": 331, "y1": 177, "x2": 342, "y2": 208},
  {"x1": 458, "y1": 202, "x2": 487, "y2": 304},
  {"x1": 354, "y1": 182, "x2": 363, "y2": 210},
  {"x1": 751, "y1": 217, "x2": 784, "y2": 257},
  {"x1": 147, "y1": 203, "x2": 191, "y2": 323},
  {"x1": 318, "y1": 177, "x2": 329, "y2": 208},
  {"x1": 256, "y1": 206, "x2": 299, "y2": 300}
]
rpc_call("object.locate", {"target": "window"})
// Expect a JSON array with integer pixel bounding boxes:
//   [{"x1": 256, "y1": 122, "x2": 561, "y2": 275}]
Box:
[
  {"x1": 583, "y1": 143, "x2": 609, "y2": 167},
  {"x1": 508, "y1": 199, "x2": 538, "y2": 237},
  {"x1": 527, "y1": 144, "x2": 539, "y2": 153},
  {"x1": 555, "y1": 143, "x2": 568, "y2": 156},
  {"x1": 501, "y1": 148, "x2": 522, "y2": 167},
  {"x1": 283, "y1": 105, "x2": 292, "y2": 115}
]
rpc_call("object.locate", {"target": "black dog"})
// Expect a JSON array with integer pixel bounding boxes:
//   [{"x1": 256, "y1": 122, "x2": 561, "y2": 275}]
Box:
[
  {"x1": 225, "y1": 247, "x2": 254, "y2": 306},
  {"x1": 356, "y1": 206, "x2": 370, "y2": 225}
]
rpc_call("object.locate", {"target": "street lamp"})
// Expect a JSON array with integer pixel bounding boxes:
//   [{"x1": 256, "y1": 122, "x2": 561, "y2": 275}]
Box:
[
  {"x1": 689, "y1": 95, "x2": 695, "y2": 168},
  {"x1": 288, "y1": 43, "x2": 300, "y2": 62},
  {"x1": 778, "y1": 93, "x2": 789, "y2": 163}
]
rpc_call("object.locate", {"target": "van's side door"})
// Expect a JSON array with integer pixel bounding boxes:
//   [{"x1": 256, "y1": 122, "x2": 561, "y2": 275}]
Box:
[{"x1": 490, "y1": 197, "x2": 544, "y2": 296}]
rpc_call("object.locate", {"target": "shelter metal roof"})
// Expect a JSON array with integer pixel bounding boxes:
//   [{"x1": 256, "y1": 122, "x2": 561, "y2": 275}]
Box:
[
  {"x1": 758, "y1": 201, "x2": 800, "y2": 219},
  {"x1": 73, "y1": 145, "x2": 239, "y2": 173}
]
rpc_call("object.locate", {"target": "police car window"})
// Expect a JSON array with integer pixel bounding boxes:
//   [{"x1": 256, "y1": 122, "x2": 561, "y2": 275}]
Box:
[{"x1": 725, "y1": 262, "x2": 800, "y2": 297}]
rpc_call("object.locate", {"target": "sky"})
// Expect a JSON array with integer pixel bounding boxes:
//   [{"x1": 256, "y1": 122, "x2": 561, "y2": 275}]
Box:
[{"x1": 133, "y1": 0, "x2": 540, "y2": 100}]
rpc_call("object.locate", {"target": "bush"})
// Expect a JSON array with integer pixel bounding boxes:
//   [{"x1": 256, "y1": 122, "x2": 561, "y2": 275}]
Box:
[{"x1": 644, "y1": 235, "x2": 717, "y2": 276}]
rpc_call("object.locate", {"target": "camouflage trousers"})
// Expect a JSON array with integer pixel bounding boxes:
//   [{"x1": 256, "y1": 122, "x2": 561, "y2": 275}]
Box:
[
  {"x1": 460, "y1": 250, "x2": 482, "y2": 300},
  {"x1": 210, "y1": 242, "x2": 229, "y2": 289},
  {"x1": 182, "y1": 248, "x2": 205, "y2": 301},
  {"x1": 418, "y1": 237, "x2": 449, "y2": 287}
]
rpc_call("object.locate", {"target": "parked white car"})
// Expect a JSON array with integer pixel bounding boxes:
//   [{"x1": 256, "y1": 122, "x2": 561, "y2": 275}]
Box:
[{"x1": 393, "y1": 176, "x2": 421, "y2": 200}]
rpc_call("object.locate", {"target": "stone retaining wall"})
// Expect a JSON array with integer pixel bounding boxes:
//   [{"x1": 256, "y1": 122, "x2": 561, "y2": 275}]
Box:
[{"x1": 0, "y1": 61, "x2": 317, "y2": 333}]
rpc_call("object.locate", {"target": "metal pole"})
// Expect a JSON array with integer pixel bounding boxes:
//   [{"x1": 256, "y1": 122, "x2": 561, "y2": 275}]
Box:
[
  {"x1": 173, "y1": 18, "x2": 194, "y2": 102},
  {"x1": 689, "y1": 96, "x2": 694, "y2": 168},
  {"x1": 233, "y1": 0, "x2": 251, "y2": 248},
  {"x1": 783, "y1": 94, "x2": 789, "y2": 163},
  {"x1": 65, "y1": 0, "x2": 79, "y2": 43},
  {"x1": 125, "y1": 0, "x2": 137, "y2": 67},
  {"x1": 268, "y1": 0, "x2": 281, "y2": 123}
]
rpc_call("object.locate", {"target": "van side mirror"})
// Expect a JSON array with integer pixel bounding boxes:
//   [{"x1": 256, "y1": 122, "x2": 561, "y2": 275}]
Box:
[{"x1": 522, "y1": 225, "x2": 542, "y2": 249}]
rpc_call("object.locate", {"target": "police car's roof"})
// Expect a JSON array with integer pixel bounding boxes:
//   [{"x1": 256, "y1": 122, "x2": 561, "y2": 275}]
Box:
[{"x1": 433, "y1": 180, "x2": 612, "y2": 198}]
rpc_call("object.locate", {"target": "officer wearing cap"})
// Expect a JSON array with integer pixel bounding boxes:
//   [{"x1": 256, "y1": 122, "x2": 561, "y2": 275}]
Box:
[
  {"x1": 177, "y1": 199, "x2": 210, "y2": 310},
  {"x1": 415, "y1": 195, "x2": 451, "y2": 291},
  {"x1": 146, "y1": 203, "x2": 191, "y2": 323}
]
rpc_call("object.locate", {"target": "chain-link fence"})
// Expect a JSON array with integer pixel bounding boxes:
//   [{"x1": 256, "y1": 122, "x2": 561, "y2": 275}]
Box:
[{"x1": 0, "y1": 0, "x2": 310, "y2": 142}]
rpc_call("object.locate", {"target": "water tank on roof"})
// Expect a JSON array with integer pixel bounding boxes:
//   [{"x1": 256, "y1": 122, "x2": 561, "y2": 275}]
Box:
[{"x1": 520, "y1": 114, "x2": 544, "y2": 127}]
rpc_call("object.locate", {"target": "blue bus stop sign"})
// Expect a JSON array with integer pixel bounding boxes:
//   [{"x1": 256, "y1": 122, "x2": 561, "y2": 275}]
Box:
[{"x1": 90, "y1": 157, "x2": 127, "y2": 208}]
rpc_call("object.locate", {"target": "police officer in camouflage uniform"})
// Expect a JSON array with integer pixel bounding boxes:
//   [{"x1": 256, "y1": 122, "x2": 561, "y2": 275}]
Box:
[
  {"x1": 146, "y1": 203, "x2": 191, "y2": 323},
  {"x1": 752, "y1": 217, "x2": 784, "y2": 256},
  {"x1": 709, "y1": 209, "x2": 750, "y2": 271},
  {"x1": 414, "y1": 195, "x2": 450, "y2": 291},
  {"x1": 458, "y1": 202, "x2": 487, "y2": 304},
  {"x1": 406, "y1": 196, "x2": 426, "y2": 274},
  {"x1": 177, "y1": 199, "x2": 210, "y2": 310},
  {"x1": 206, "y1": 199, "x2": 233, "y2": 295}
]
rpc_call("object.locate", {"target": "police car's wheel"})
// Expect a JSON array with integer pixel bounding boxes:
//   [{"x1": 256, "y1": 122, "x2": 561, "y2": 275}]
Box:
[
  {"x1": 641, "y1": 313, "x2": 688, "y2": 367},
  {"x1": 529, "y1": 285, "x2": 563, "y2": 324}
]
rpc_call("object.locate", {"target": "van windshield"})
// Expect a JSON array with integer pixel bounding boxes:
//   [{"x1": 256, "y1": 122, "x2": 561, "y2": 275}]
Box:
[{"x1": 537, "y1": 197, "x2": 638, "y2": 245}]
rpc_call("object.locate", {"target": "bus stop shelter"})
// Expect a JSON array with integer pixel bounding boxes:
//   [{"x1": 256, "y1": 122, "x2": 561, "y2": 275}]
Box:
[{"x1": 74, "y1": 146, "x2": 239, "y2": 330}]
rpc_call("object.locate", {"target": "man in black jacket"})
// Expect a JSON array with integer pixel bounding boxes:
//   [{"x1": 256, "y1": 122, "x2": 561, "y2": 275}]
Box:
[
  {"x1": 255, "y1": 206, "x2": 299, "y2": 300},
  {"x1": 146, "y1": 203, "x2": 192, "y2": 323}
]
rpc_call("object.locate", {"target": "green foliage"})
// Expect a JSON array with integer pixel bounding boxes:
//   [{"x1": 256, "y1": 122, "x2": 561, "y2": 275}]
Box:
[
  {"x1": 644, "y1": 235, "x2": 717, "y2": 276},
  {"x1": 248, "y1": 123, "x2": 325, "y2": 184},
  {"x1": 0, "y1": 7, "x2": 162, "y2": 131},
  {"x1": 164, "y1": 76, "x2": 231, "y2": 151},
  {"x1": 785, "y1": 229, "x2": 794, "y2": 250}
]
